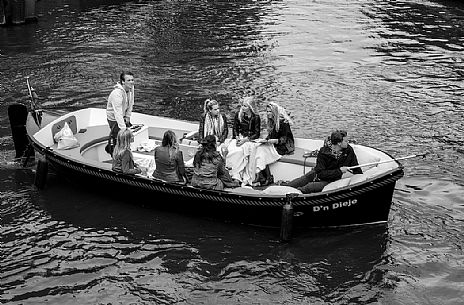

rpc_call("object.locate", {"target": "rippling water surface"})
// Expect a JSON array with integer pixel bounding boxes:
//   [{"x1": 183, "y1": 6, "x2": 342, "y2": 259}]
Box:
[{"x1": 1, "y1": 0, "x2": 463, "y2": 304}]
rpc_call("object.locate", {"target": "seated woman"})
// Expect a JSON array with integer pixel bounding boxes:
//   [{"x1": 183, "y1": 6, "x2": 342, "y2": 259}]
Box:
[
  {"x1": 232, "y1": 96, "x2": 261, "y2": 145},
  {"x1": 253, "y1": 102, "x2": 295, "y2": 185},
  {"x1": 112, "y1": 128, "x2": 146, "y2": 175},
  {"x1": 191, "y1": 135, "x2": 238, "y2": 191},
  {"x1": 225, "y1": 96, "x2": 261, "y2": 185},
  {"x1": 152, "y1": 130, "x2": 187, "y2": 183},
  {"x1": 198, "y1": 99, "x2": 228, "y2": 145},
  {"x1": 264, "y1": 102, "x2": 294, "y2": 155}
]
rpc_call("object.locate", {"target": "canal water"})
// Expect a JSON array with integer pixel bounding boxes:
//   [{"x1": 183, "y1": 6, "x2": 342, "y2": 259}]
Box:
[{"x1": 1, "y1": 0, "x2": 463, "y2": 304}]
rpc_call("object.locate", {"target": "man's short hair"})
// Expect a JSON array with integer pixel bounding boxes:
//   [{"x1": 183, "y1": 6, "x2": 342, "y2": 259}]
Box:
[
  {"x1": 330, "y1": 130, "x2": 347, "y2": 145},
  {"x1": 120, "y1": 71, "x2": 134, "y2": 83}
]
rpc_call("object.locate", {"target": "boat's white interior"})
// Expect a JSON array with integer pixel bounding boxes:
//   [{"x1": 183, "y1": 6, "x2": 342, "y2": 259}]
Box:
[{"x1": 33, "y1": 108, "x2": 400, "y2": 195}]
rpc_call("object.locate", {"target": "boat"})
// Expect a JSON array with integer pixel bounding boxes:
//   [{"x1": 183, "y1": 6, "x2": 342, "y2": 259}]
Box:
[{"x1": 9, "y1": 82, "x2": 404, "y2": 237}]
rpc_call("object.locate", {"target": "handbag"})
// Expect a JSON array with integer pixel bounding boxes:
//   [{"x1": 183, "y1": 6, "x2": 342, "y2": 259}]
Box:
[{"x1": 53, "y1": 122, "x2": 79, "y2": 150}]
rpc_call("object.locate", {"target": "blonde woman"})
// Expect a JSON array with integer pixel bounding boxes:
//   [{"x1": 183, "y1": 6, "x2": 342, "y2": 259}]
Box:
[
  {"x1": 253, "y1": 102, "x2": 294, "y2": 185},
  {"x1": 198, "y1": 99, "x2": 228, "y2": 144},
  {"x1": 225, "y1": 96, "x2": 261, "y2": 185},
  {"x1": 152, "y1": 130, "x2": 187, "y2": 183},
  {"x1": 232, "y1": 96, "x2": 261, "y2": 145},
  {"x1": 112, "y1": 128, "x2": 144, "y2": 175},
  {"x1": 264, "y1": 102, "x2": 294, "y2": 155}
]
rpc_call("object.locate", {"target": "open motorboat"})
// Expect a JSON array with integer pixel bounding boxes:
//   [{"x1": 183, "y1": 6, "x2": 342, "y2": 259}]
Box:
[{"x1": 16, "y1": 105, "x2": 404, "y2": 234}]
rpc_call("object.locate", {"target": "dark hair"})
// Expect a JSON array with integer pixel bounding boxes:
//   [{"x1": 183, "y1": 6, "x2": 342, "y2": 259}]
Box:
[
  {"x1": 330, "y1": 130, "x2": 347, "y2": 145},
  {"x1": 194, "y1": 135, "x2": 220, "y2": 167},
  {"x1": 120, "y1": 71, "x2": 134, "y2": 83},
  {"x1": 162, "y1": 130, "x2": 177, "y2": 147},
  {"x1": 161, "y1": 130, "x2": 178, "y2": 160}
]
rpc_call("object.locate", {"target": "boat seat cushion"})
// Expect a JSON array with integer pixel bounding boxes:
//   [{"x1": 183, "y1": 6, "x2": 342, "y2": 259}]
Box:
[
  {"x1": 348, "y1": 167, "x2": 382, "y2": 185},
  {"x1": 225, "y1": 186, "x2": 263, "y2": 195},
  {"x1": 348, "y1": 173, "x2": 370, "y2": 185},
  {"x1": 322, "y1": 177, "x2": 351, "y2": 192},
  {"x1": 52, "y1": 115, "x2": 78, "y2": 141},
  {"x1": 261, "y1": 185, "x2": 302, "y2": 195},
  {"x1": 278, "y1": 147, "x2": 316, "y2": 167}
]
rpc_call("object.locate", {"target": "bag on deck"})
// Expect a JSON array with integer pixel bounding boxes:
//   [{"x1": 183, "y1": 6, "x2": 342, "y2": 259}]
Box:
[{"x1": 54, "y1": 122, "x2": 79, "y2": 150}]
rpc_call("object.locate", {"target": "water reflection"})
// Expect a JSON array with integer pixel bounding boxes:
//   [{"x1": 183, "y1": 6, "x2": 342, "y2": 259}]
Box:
[
  {"x1": 0, "y1": 176, "x2": 389, "y2": 303},
  {"x1": 76, "y1": 0, "x2": 133, "y2": 11},
  {"x1": 137, "y1": 0, "x2": 279, "y2": 120}
]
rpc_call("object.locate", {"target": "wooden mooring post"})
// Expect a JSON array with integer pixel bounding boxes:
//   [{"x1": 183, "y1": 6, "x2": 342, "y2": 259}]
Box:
[{"x1": 280, "y1": 193, "x2": 298, "y2": 242}]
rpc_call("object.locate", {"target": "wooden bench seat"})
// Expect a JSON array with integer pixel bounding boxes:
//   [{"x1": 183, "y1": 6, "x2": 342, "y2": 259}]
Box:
[
  {"x1": 51, "y1": 123, "x2": 317, "y2": 174},
  {"x1": 278, "y1": 147, "x2": 316, "y2": 167}
]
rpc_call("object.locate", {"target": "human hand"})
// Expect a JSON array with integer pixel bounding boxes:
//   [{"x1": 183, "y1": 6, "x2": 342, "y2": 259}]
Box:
[
  {"x1": 237, "y1": 138, "x2": 249, "y2": 146},
  {"x1": 340, "y1": 166, "x2": 352, "y2": 174},
  {"x1": 220, "y1": 145, "x2": 229, "y2": 158},
  {"x1": 268, "y1": 139, "x2": 278, "y2": 144},
  {"x1": 140, "y1": 166, "x2": 148, "y2": 176}
]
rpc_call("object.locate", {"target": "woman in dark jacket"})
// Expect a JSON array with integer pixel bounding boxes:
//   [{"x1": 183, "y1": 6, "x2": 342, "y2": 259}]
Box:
[
  {"x1": 264, "y1": 102, "x2": 294, "y2": 156},
  {"x1": 252, "y1": 102, "x2": 295, "y2": 185},
  {"x1": 191, "y1": 135, "x2": 238, "y2": 190},
  {"x1": 232, "y1": 96, "x2": 261, "y2": 146}
]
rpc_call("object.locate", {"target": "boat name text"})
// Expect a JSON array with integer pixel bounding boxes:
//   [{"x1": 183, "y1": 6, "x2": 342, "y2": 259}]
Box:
[{"x1": 313, "y1": 199, "x2": 358, "y2": 212}]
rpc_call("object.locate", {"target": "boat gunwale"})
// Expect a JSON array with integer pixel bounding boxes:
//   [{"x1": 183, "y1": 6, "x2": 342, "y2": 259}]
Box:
[{"x1": 29, "y1": 135, "x2": 404, "y2": 208}]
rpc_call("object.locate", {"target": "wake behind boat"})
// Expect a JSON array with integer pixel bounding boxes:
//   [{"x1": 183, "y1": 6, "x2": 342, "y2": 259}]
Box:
[{"x1": 18, "y1": 105, "x2": 404, "y2": 235}]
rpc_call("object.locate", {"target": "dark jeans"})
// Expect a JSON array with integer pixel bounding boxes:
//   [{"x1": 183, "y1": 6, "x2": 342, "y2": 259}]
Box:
[
  {"x1": 105, "y1": 119, "x2": 120, "y2": 155},
  {"x1": 287, "y1": 169, "x2": 329, "y2": 194}
]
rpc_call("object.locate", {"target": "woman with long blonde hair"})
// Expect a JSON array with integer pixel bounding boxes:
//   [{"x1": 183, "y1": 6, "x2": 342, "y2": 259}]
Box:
[
  {"x1": 265, "y1": 102, "x2": 294, "y2": 155},
  {"x1": 233, "y1": 96, "x2": 261, "y2": 145},
  {"x1": 152, "y1": 130, "x2": 187, "y2": 183},
  {"x1": 112, "y1": 128, "x2": 143, "y2": 175},
  {"x1": 252, "y1": 102, "x2": 294, "y2": 186},
  {"x1": 224, "y1": 96, "x2": 261, "y2": 185}
]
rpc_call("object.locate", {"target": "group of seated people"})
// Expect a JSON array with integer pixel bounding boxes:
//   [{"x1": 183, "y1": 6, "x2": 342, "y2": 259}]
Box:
[{"x1": 111, "y1": 96, "x2": 362, "y2": 194}]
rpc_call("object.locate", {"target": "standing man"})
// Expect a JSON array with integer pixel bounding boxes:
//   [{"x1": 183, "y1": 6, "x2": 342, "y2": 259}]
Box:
[
  {"x1": 105, "y1": 71, "x2": 135, "y2": 155},
  {"x1": 286, "y1": 130, "x2": 362, "y2": 193}
]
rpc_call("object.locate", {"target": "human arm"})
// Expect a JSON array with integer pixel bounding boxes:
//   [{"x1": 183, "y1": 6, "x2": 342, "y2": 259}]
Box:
[
  {"x1": 124, "y1": 88, "x2": 134, "y2": 126},
  {"x1": 232, "y1": 112, "x2": 239, "y2": 139},
  {"x1": 249, "y1": 115, "x2": 261, "y2": 141},
  {"x1": 198, "y1": 114, "x2": 205, "y2": 143},
  {"x1": 216, "y1": 155, "x2": 234, "y2": 181},
  {"x1": 176, "y1": 151, "x2": 187, "y2": 182},
  {"x1": 344, "y1": 145, "x2": 363, "y2": 174},
  {"x1": 275, "y1": 121, "x2": 293, "y2": 146},
  {"x1": 218, "y1": 114, "x2": 229, "y2": 143}
]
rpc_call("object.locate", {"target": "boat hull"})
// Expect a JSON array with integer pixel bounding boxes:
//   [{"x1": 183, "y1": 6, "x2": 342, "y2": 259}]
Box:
[{"x1": 35, "y1": 142, "x2": 403, "y2": 229}]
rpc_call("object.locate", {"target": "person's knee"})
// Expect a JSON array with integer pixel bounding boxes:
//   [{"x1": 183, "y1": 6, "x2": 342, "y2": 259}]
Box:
[{"x1": 298, "y1": 181, "x2": 325, "y2": 194}]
